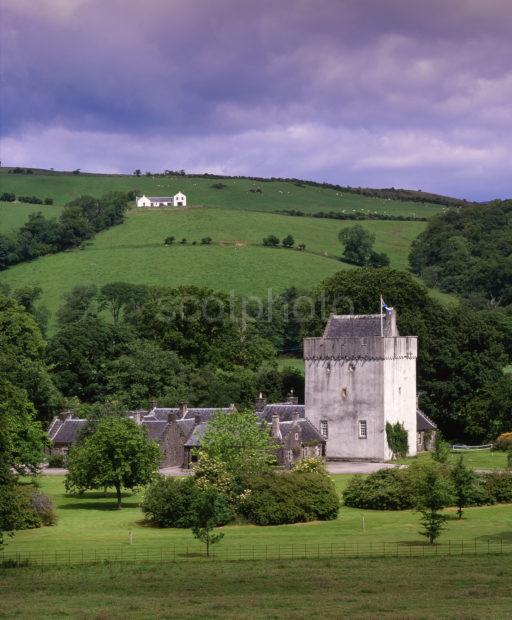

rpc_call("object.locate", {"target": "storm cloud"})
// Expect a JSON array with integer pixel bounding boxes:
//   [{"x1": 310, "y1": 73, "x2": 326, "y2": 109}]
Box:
[{"x1": 1, "y1": 0, "x2": 511, "y2": 199}]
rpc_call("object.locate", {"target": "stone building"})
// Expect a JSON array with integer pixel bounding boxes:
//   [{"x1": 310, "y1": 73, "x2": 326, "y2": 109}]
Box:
[{"x1": 304, "y1": 310, "x2": 418, "y2": 461}]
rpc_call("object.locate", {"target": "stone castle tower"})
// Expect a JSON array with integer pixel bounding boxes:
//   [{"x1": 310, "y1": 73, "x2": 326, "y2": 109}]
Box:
[{"x1": 304, "y1": 311, "x2": 417, "y2": 461}]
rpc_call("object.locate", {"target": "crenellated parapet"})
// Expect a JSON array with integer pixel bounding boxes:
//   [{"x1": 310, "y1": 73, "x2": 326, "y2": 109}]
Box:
[{"x1": 303, "y1": 336, "x2": 417, "y2": 361}]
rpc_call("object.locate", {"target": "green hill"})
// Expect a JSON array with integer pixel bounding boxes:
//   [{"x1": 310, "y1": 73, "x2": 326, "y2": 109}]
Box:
[{"x1": 0, "y1": 170, "x2": 455, "y2": 326}]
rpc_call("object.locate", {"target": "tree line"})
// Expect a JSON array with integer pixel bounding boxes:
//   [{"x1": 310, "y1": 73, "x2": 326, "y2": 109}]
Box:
[
  {"x1": 276, "y1": 209, "x2": 429, "y2": 222},
  {"x1": 0, "y1": 192, "x2": 130, "y2": 271}
]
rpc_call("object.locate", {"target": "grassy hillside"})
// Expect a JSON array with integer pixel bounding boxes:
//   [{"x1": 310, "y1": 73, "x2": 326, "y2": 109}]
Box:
[
  {"x1": 0, "y1": 170, "x2": 458, "y2": 327},
  {"x1": 0, "y1": 205, "x2": 427, "y2": 321},
  {"x1": 0, "y1": 168, "x2": 447, "y2": 217}
]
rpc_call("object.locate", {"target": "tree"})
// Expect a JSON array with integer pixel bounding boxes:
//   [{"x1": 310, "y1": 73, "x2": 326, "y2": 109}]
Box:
[
  {"x1": 99, "y1": 282, "x2": 149, "y2": 325},
  {"x1": 263, "y1": 235, "x2": 280, "y2": 247},
  {"x1": 282, "y1": 234, "x2": 295, "y2": 248},
  {"x1": 199, "y1": 410, "x2": 277, "y2": 477},
  {"x1": 431, "y1": 433, "x2": 451, "y2": 463},
  {"x1": 451, "y1": 455, "x2": 478, "y2": 519},
  {"x1": 65, "y1": 417, "x2": 160, "y2": 509},
  {"x1": 368, "y1": 250, "x2": 390, "y2": 267},
  {"x1": 190, "y1": 487, "x2": 230, "y2": 557},
  {"x1": 201, "y1": 237, "x2": 212, "y2": 245},
  {"x1": 414, "y1": 463, "x2": 454, "y2": 544},
  {"x1": 338, "y1": 224, "x2": 375, "y2": 265},
  {"x1": 133, "y1": 169, "x2": 141, "y2": 176},
  {"x1": 165, "y1": 236, "x2": 175, "y2": 245},
  {"x1": 386, "y1": 422, "x2": 409, "y2": 459}
]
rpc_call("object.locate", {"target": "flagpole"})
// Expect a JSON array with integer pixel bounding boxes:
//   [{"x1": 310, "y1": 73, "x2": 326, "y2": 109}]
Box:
[{"x1": 380, "y1": 295, "x2": 383, "y2": 337}]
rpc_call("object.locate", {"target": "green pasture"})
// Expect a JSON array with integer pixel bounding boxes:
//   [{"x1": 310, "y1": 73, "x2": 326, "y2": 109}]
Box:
[
  {"x1": 393, "y1": 449, "x2": 509, "y2": 471},
  {"x1": 0, "y1": 168, "x2": 447, "y2": 217},
  {"x1": 277, "y1": 357, "x2": 305, "y2": 373},
  {"x1": 0, "y1": 201, "x2": 62, "y2": 233},
  {"x1": 5, "y1": 475, "x2": 512, "y2": 558},
  {"x1": 0, "y1": 207, "x2": 425, "y2": 324},
  {"x1": 1, "y1": 556, "x2": 511, "y2": 619}
]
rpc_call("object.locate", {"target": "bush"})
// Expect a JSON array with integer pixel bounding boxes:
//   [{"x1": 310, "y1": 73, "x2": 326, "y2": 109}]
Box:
[
  {"x1": 44, "y1": 198, "x2": 54, "y2": 205},
  {"x1": 239, "y1": 471, "x2": 339, "y2": 525},
  {"x1": 164, "y1": 236, "x2": 175, "y2": 245},
  {"x1": 18, "y1": 195, "x2": 43, "y2": 205},
  {"x1": 343, "y1": 469, "x2": 416, "y2": 510},
  {"x1": 262, "y1": 235, "x2": 280, "y2": 247},
  {"x1": 282, "y1": 234, "x2": 295, "y2": 248},
  {"x1": 141, "y1": 476, "x2": 199, "y2": 527},
  {"x1": 201, "y1": 237, "x2": 212, "y2": 245},
  {"x1": 48, "y1": 454, "x2": 65, "y2": 468},
  {"x1": 478, "y1": 471, "x2": 512, "y2": 504},
  {"x1": 8, "y1": 486, "x2": 57, "y2": 529},
  {"x1": 211, "y1": 183, "x2": 227, "y2": 190},
  {"x1": 29, "y1": 489, "x2": 57, "y2": 526},
  {"x1": 386, "y1": 422, "x2": 408, "y2": 458},
  {"x1": 495, "y1": 432, "x2": 512, "y2": 451},
  {"x1": 0, "y1": 192, "x2": 16, "y2": 202}
]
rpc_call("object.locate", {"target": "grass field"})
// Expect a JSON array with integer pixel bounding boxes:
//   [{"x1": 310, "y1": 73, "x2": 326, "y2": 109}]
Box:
[
  {"x1": 5, "y1": 475, "x2": 512, "y2": 559},
  {"x1": 0, "y1": 168, "x2": 447, "y2": 216},
  {"x1": 1, "y1": 556, "x2": 512, "y2": 618},
  {"x1": 0, "y1": 201, "x2": 62, "y2": 232},
  {"x1": 393, "y1": 449, "x2": 509, "y2": 470},
  {"x1": 0, "y1": 206, "x2": 426, "y2": 323}
]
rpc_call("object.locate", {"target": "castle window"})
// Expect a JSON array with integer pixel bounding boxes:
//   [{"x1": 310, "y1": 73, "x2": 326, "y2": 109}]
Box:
[
  {"x1": 341, "y1": 387, "x2": 348, "y2": 399},
  {"x1": 294, "y1": 432, "x2": 299, "y2": 441},
  {"x1": 348, "y1": 362, "x2": 356, "y2": 372},
  {"x1": 358, "y1": 420, "x2": 367, "y2": 439},
  {"x1": 320, "y1": 420, "x2": 328, "y2": 438}
]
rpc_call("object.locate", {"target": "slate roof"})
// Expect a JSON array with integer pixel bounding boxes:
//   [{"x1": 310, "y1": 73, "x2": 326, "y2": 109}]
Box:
[
  {"x1": 142, "y1": 420, "x2": 168, "y2": 441},
  {"x1": 417, "y1": 410, "x2": 438, "y2": 432},
  {"x1": 184, "y1": 422, "x2": 208, "y2": 447},
  {"x1": 50, "y1": 419, "x2": 87, "y2": 444},
  {"x1": 147, "y1": 196, "x2": 175, "y2": 201},
  {"x1": 323, "y1": 314, "x2": 397, "y2": 338},
  {"x1": 276, "y1": 418, "x2": 325, "y2": 445},
  {"x1": 258, "y1": 403, "x2": 305, "y2": 422},
  {"x1": 149, "y1": 406, "x2": 235, "y2": 422}
]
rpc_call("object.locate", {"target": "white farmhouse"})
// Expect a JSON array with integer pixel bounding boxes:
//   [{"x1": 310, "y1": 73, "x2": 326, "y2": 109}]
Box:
[{"x1": 136, "y1": 192, "x2": 187, "y2": 208}]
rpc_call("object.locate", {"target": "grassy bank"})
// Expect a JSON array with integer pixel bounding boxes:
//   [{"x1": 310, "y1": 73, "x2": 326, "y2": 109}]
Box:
[{"x1": 1, "y1": 556, "x2": 511, "y2": 618}]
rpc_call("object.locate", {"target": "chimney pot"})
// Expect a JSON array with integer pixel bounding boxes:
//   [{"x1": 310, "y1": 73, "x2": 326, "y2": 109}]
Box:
[
  {"x1": 179, "y1": 401, "x2": 188, "y2": 417},
  {"x1": 255, "y1": 393, "x2": 267, "y2": 412},
  {"x1": 149, "y1": 399, "x2": 158, "y2": 411},
  {"x1": 271, "y1": 413, "x2": 282, "y2": 440}
]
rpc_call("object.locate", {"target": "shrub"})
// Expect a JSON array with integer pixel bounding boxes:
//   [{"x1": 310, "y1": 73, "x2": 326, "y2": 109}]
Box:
[
  {"x1": 164, "y1": 236, "x2": 175, "y2": 245},
  {"x1": 495, "y1": 432, "x2": 512, "y2": 451},
  {"x1": 386, "y1": 422, "x2": 409, "y2": 458},
  {"x1": 239, "y1": 471, "x2": 339, "y2": 525},
  {"x1": 211, "y1": 183, "x2": 227, "y2": 190},
  {"x1": 44, "y1": 198, "x2": 54, "y2": 205},
  {"x1": 180, "y1": 238, "x2": 187, "y2": 244},
  {"x1": 9, "y1": 486, "x2": 57, "y2": 529},
  {"x1": 292, "y1": 457, "x2": 327, "y2": 475},
  {"x1": 201, "y1": 237, "x2": 212, "y2": 245},
  {"x1": 29, "y1": 489, "x2": 57, "y2": 526},
  {"x1": 282, "y1": 234, "x2": 295, "y2": 248},
  {"x1": 141, "y1": 476, "x2": 200, "y2": 527},
  {"x1": 343, "y1": 468, "x2": 415, "y2": 510},
  {"x1": 48, "y1": 454, "x2": 65, "y2": 468},
  {"x1": 262, "y1": 235, "x2": 280, "y2": 247},
  {"x1": 478, "y1": 471, "x2": 512, "y2": 504},
  {"x1": 0, "y1": 192, "x2": 16, "y2": 202},
  {"x1": 18, "y1": 195, "x2": 43, "y2": 205}
]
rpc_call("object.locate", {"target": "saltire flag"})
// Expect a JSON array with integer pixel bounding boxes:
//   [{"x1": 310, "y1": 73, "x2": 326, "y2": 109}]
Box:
[{"x1": 381, "y1": 297, "x2": 393, "y2": 315}]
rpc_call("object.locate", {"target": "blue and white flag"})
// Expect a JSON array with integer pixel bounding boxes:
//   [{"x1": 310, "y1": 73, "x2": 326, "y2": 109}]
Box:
[{"x1": 381, "y1": 297, "x2": 393, "y2": 315}]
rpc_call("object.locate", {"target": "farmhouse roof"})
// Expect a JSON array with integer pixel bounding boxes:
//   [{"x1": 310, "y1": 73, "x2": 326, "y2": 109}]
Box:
[
  {"x1": 148, "y1": 406, "x2": 235, "y2": 422},
  {"x1": 258, "y1": 403, "x2": 305, "y2": 422},
  {"x1": 323, "y1": 313, "x2": 398, "y2": 338},
  {"x1": 417, "y1": 409, "x2": 437, "y2": 432},
  {"x1": 50, "y1": 419, "x2": 87, "y2": 444},
  {"x1": 279, "y1": 418, "x2": 325, "y2": 444},
  {"x1": 184, "y1": 422, "x2": 208, "y2": 447},
  {"x1": 146, "y1": 196, "x2": 175, "y2": 201}
]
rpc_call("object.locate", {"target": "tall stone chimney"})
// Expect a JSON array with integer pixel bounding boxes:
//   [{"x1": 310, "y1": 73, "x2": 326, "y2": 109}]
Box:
[
  {"x1": 179, "y1": 401, "x2": 188, "y2": 418},
  {"x1": 286, "y1": 389, "x2": 299, "y2": 405},
  {"x1": 149, "y1": 399, "x2": 158, "y2": 411},
  {"x1": 255, "y1": 392, "x2": 267, "y2": 412},
  {"x1": 271, "y1": 414, "x2": 282, "y2": 440},
  {"x1": 133, "y1": 411, "x2": 142, "y2": 425},
  {"x1": 292, "y1": 411, "x2": 300, "y2": 424},
  {"x1": 167, "y1": 412, "x2": 177, "y2": 423}
]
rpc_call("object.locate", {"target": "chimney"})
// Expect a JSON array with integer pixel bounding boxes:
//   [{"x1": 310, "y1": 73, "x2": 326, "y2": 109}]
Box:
[
  {"x1": 167, "y1": 412, "x2": 177, "y2": 423},
  {"x1": 59, "y1": 411, "x2": 73, "y2": 422},
  {"x1": 292, "y1": 411, "x2": 300, "y2": 424},
  {"x1": 255, "y1": 392, "x2": 267, "y2": 412},
  {"x1": 149, "y1": 399, "x2": 158, "y2": 411},
  {"x1": 179, "y1": 401, "x2": 188, "y2": 418},
  {"x1": 271, "y1": 414, "x2": 282, "y2": 440},
  {"x1": 286, "y1": 389, "x2": 299, "y2": 405},
  {"x1": 133, "y1": 412, "x2": 142, "y2": 425}
]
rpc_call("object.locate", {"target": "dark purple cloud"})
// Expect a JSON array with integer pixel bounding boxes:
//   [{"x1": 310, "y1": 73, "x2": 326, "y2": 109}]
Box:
[{"x1": 1, "y1": 0, "x2": 511, "y2": 200}]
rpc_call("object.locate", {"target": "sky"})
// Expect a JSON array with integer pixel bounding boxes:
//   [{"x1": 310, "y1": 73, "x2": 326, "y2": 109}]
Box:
[{"x1": 1, "y1": 0, "x2": 511, "y2": 200}]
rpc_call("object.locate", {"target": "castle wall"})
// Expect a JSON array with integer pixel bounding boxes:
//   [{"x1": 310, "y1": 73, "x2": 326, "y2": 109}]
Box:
[{"x1": 304, "y1": 336, "x2": 417, "y2": 461}]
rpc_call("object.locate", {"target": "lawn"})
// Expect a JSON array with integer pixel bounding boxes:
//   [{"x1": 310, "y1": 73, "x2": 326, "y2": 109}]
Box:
[
  {"x1": 1, "y1": 556, "x2": 512, "y2": 618},
  {"x1": 5, "y1": 475, "x2": 512, "y2": 559},
  {"x1": 277, "y1": 357, "x2": 305, "y2": 373},
  {"x1": 393, "y1": 449, "x2": 509, "y2": 470}
]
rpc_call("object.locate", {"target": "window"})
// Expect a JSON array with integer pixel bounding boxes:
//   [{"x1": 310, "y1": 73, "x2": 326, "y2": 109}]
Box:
[
  {"x1": 287, "y1": 450, "x2": 293, "y2": 461},
  {"x1": 417, "y1": 433, "x2": 422, "y2": 446},
  {"x1": 341, "y1": 387, "x2": 348, "y2": 399},
  {"x1": 358, "y1": 420, "x2": 367, "y2": 439},
  {"x1": 294, "y1": 432, "x2": 299, "y2": 441},
  {"x1": 320, "y1": 420, "x2": 328, "y2": 438}
]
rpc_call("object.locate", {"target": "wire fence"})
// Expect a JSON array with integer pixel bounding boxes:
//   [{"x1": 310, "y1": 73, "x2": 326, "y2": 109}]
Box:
[{"x1": 2, "y1": 539, "x2": 511, "y2": 567}]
